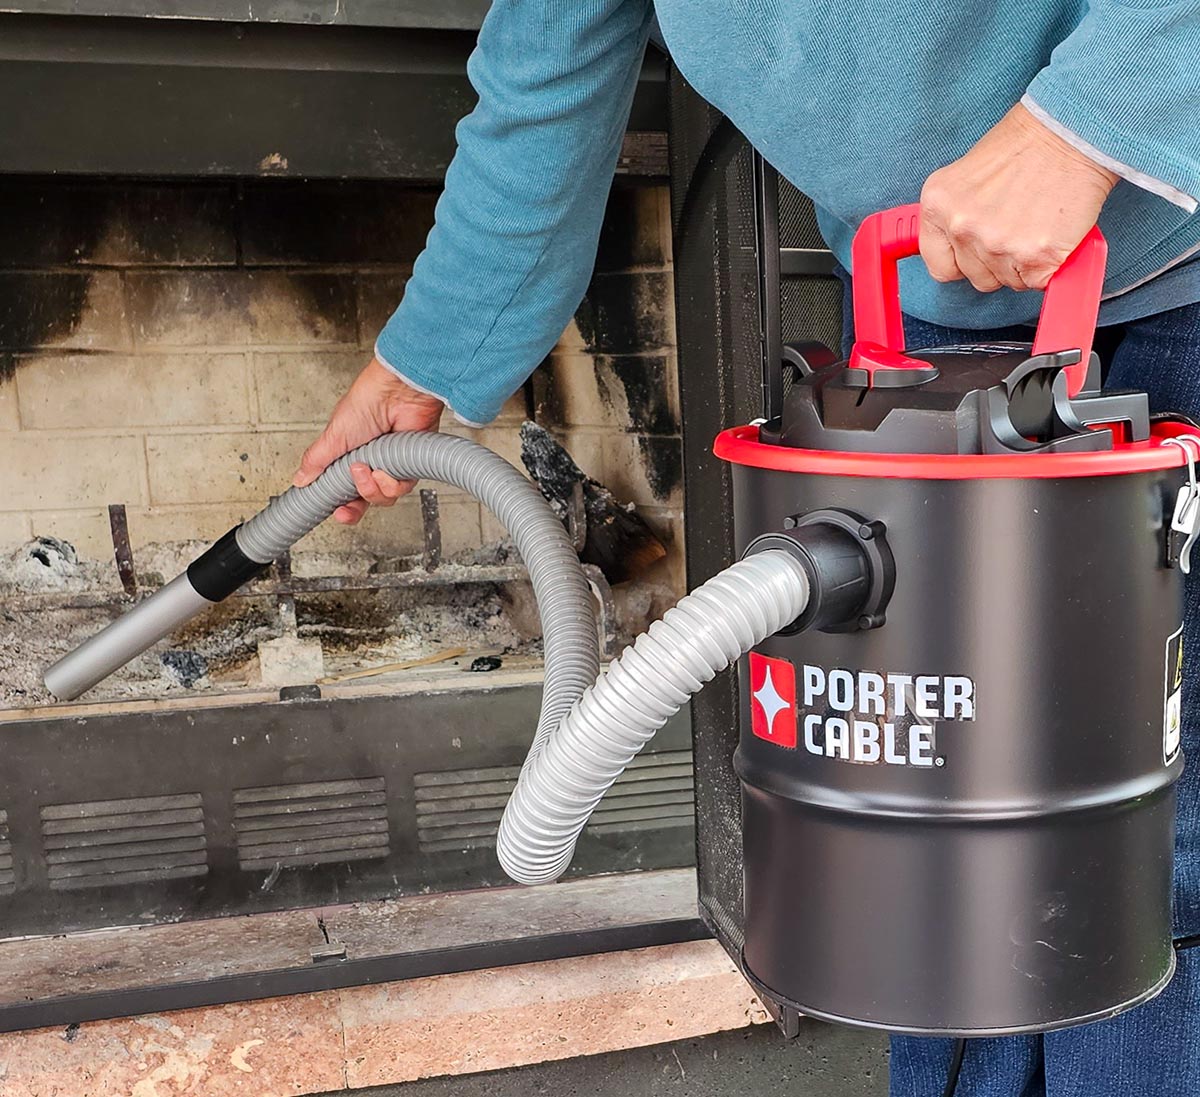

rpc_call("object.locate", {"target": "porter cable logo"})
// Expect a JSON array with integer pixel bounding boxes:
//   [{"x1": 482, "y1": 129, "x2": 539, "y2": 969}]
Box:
[{"x1": 749, "y1": 653, "x2": 975, "y2": 767}]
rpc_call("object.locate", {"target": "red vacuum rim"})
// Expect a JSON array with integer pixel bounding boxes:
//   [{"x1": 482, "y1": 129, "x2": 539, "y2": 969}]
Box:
[{"x1": 714, "y1": 423, "x2": 1200, "y2": 480}]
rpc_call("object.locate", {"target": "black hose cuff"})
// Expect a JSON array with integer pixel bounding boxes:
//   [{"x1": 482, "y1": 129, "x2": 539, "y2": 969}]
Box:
[
  {"x1": 743, "y1": 509, "x2": 895, "y2": 634},
  {"x1": 186, "y1": 526, "x2": 270, "y2": 603}
]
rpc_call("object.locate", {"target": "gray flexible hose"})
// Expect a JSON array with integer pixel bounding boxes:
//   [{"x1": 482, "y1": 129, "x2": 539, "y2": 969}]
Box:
[
  {"x1": 44, "y1": 430, "x2": 812, "y2": 893},
  {"x1": 497, "y1": 550, "x2": 810, "y2": 885},
  {"x1": 243, "y1": 439, "x2": 814, "y2": 887},
  {"x1": 237, "y1": 432, "x2": 600, "y2": 752}
]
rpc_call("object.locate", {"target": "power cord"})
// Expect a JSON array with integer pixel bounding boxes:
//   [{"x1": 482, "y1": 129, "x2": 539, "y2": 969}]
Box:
[
  {"x1": 940, "y1": 934, "x2": 1200, "y2": 1096},
  {"x1": 941, "y1": 1038, "x2": 967, "y2": 1097}
]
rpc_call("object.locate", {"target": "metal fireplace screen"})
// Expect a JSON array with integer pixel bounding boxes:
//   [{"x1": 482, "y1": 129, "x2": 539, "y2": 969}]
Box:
[{"x1": 667, "y1": 71, "x2": 843, "y2": 981}]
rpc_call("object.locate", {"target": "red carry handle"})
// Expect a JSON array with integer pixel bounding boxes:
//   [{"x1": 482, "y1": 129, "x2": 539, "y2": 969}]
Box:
[{"x1": 850, "y1": 204, "x2": 1108, "y2": 397}]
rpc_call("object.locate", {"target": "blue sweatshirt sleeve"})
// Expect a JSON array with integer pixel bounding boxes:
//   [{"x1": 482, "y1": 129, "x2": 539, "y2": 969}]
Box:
[
  {"x1": 1023, "y1": 0, "x2": 1200, "y2": 213},
  {"x1": 374, "y1": 0, "x2": 654, "y2": 426}
]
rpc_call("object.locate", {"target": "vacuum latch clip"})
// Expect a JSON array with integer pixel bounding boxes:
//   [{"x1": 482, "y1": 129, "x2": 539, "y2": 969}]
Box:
[{"x1": 1166, "y1": 436, "x2": 1200, "y2": 573}]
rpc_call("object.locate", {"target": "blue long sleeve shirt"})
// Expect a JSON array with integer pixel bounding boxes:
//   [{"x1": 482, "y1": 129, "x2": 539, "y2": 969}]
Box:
[{"x1": 376, "y1": 0, "x2": 1200, "y2": 426}]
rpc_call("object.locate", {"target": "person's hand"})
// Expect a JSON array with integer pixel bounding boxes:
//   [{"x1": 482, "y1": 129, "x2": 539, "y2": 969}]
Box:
[
  {"x1": 293, "y1": 357, "x2": 444, "y2": 525},
  {"x1": 919, "y1": 103, "x2": 1118, "y2": 293}
]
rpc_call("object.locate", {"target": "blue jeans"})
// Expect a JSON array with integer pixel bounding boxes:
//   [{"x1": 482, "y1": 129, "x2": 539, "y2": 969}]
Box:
[{"x1": 835, "y1": 297, "x2": 1200, "y2": 1096}]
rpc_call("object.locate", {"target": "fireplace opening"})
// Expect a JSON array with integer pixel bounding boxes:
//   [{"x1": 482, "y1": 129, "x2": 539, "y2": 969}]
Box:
[
  {"x1": 0, "y1": 173, "x2": 693, "y2": 945},
  {"x1": 1, "y1": 176, "x2": 684, "y2": 709}
]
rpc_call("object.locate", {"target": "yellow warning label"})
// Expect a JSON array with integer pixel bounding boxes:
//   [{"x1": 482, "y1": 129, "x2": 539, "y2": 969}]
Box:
[{"x1": 1166, "y1": 625, "x2": 1184, "y2": 766}]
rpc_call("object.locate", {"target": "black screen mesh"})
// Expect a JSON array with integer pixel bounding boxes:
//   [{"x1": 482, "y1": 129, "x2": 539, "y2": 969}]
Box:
[{"x1": 669, "y1": 71, "x2": 842, "y2": 966}]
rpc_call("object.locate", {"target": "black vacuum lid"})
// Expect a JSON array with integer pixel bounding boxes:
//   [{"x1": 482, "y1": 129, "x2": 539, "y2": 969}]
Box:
[
  {"x1": 773, "y1": 340, "x2": 1150, "y2": 456},
  {"x1": 769, "y1": 205, "x2": 1148, "y2": 456}
]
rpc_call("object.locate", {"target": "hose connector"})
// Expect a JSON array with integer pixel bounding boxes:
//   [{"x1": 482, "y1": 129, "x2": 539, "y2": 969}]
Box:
[
  {"x1": 743, "y1": 508, "x2": 895, "y2": 633},
  {"x1": 187, "y1": 526, "x2": 271, "y2": 600}
]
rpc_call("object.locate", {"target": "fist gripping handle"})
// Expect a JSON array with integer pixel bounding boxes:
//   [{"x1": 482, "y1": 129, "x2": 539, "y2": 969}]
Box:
[{"x1": 849, "y1": 204, "x2": 1107, "y2": 397}]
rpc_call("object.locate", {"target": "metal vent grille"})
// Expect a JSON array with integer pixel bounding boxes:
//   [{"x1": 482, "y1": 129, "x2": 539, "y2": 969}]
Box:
[
  {"x1": 414, "y1": 750, "x2": 695, "y2": 853},
  {"x1": 40, "y1": 794, "x2": 207, "y2": 891},
  {"x1": 234, "y1": 778, "x2": 389, "y2": 871},
  {"x1": 0, "y1": 811, "x2": 13, "y2": 894}
]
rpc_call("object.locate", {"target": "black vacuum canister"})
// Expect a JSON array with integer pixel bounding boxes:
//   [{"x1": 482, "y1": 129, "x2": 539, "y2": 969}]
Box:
[{"x1": 715, "y1": 205, "x2": 1200, "y2": 1036}]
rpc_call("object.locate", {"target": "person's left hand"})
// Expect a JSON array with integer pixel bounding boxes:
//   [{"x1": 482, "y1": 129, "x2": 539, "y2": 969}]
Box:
[{"x1": 919, "y1": 103, "x2": 1118, "y2": 293}]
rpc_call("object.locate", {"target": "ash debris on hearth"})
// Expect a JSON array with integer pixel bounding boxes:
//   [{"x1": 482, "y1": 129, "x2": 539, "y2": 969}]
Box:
[
  {"x1": 3, "y1": 537, "x2": 87, "y2": 592},
  {"x1": 0, "y1": 537, "x2": 535, "y2": 708},
  {"x1": 160, "y1": 650, "x2": 209, "y2": 689}
]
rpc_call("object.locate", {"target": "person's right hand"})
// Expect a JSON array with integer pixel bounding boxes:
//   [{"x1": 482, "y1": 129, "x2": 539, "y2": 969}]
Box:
[{"x1": 293, "y1": 357, "x2": 444, "y2": 525}]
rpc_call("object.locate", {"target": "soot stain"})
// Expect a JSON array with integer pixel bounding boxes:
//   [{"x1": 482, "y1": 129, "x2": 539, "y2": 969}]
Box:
[
  {"x1": 0, "y1": 179, "x2": 109, "y2": 354},
  {"x1": 603, "y1": 355, "x2": 678, "y2": 435},
  {"x1": 0, "y1": 271, "x2": 93, "y2": 354},
  {"x1": 636, "y1": 436, "x2": 682, "y2": 502},
  {"x1": 573, "y1": 272, "x2": 668, "y2": 355}
]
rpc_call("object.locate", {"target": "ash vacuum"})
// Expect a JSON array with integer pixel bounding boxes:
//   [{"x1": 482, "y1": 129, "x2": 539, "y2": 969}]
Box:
[
  {"x1": 715, "y1": 204, "x2": 1199, "y2": 1035},
  {"x1": 42, "y1": 205, "x2": 1200, "y2": 1040}
]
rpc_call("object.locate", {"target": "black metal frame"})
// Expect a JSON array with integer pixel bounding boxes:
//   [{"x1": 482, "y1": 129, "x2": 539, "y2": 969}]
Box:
[
  {"x1": 0, "y1": 688, "x2": 695, "y2": 936},
  {"x1": 0, "y1": 11, "x2": 666, "y2": 179},
  {"x1": 0, "y1": 7, "x2": 684, "y2": 1037},
  {"x1": 669, "y1": 76, "x2": 842, "y2": 1037},
  {"x1": 752, "y1": 152, "x2": 785, "y2": 422},
  {"x1": 0, "y1": 916, "x2": 708, "y2": 1034},
  {"x1": 752, "y1": 153, "x2": 840, "y2": 424},
  {"x1": 0, "y1": 1, "x2": 490, "y2": 27}
]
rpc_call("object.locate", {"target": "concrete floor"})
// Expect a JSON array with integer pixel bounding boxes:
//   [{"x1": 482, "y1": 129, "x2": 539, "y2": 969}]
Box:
[{"x1": 339, "y1": 1021, "x2": 889, "y2": 1097}]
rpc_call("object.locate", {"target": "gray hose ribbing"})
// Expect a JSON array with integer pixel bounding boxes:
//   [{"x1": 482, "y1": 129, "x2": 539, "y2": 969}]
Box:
[
  {"x1": 250, "y1": 449, "x2": 812, "y2": 886},
  {"x1": 237, "y1": 432, "x2": 599, "y2": 750},
  {"x1": 497, "y1": 550, "x2": 811, "y2": 885},
  {"x1": 45, "y1": 429, "x2": 811, "y2": 892}
]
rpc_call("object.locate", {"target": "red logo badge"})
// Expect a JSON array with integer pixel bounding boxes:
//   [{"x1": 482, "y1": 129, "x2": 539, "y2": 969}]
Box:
[{"x1": 749, "y1": 653, "x2": 797, "y2": 748}]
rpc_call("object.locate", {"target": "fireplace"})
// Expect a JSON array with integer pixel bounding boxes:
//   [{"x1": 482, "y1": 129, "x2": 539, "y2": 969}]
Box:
[{"x1": 0, "y1": 2, "x2": 697, "y2": 1031}]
